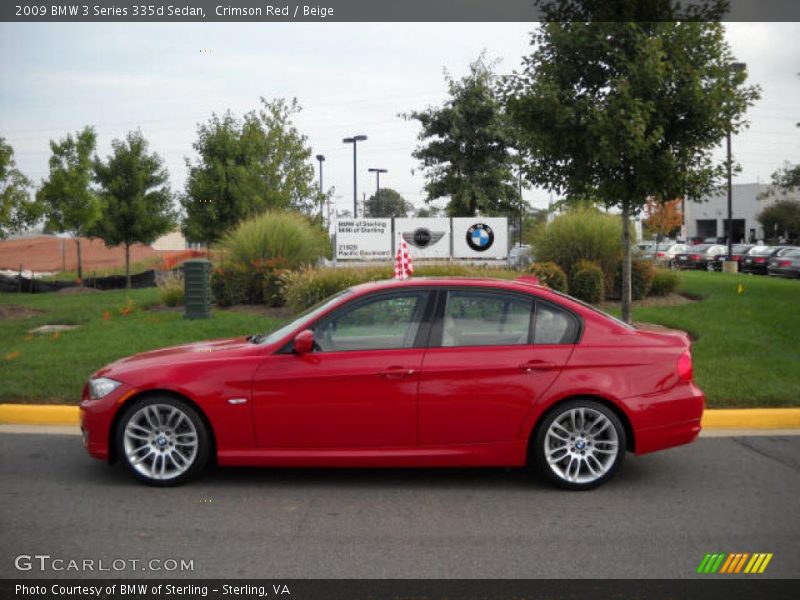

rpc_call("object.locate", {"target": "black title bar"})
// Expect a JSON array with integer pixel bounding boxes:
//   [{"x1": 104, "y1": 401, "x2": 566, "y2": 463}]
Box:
[{"x1": 3, "y1": 0, "x2": 800, "y2": 22}]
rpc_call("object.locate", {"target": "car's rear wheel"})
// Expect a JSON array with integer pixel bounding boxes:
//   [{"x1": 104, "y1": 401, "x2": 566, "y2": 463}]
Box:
[
  {"x1": 534, "y1": 400, "x2": 626, "y2": 490},
  {"x1": 116, "y1": 396, "x2": 209, "y2": 486}
]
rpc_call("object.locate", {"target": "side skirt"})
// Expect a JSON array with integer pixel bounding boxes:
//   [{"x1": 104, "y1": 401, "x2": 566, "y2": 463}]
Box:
[{"x1": 217, "y1": 441, "x2": 528, "y2": 468}]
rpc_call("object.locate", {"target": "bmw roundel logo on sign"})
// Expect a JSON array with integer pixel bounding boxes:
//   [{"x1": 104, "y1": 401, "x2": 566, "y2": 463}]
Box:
[{"x1": 466, "y1": 223, "x2": 494, "y2": 252}]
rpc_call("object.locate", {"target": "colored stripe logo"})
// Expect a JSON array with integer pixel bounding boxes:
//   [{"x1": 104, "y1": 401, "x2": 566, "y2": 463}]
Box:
[{"x1": 696, "y1": 553, "x2": 773, "y2": 574}]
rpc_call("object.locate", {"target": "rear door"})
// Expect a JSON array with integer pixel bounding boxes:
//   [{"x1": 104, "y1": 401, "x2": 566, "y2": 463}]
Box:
[{"x1": 417, "y1": 289, "x2": 577, "y2": 446}]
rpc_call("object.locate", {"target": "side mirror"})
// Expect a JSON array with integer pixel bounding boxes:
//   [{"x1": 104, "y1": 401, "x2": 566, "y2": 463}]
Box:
[{"x1": 293, "y1": 329, "x2": 315, "y2": 354}]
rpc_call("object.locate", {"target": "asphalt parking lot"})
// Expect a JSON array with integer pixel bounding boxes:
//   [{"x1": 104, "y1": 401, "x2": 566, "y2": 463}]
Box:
[{"x1": 0, "y1": 432, "x2": 798, "y2": 579}]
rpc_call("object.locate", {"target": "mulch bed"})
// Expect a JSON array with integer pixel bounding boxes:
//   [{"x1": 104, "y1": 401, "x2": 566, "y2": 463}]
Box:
[{"x1": 0, "y1": 305, "x2": 44, "y2": 320}]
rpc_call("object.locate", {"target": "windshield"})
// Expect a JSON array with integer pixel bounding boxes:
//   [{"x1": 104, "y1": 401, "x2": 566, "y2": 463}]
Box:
[
  {"x1": 257, "y1": 289, "x2": 353, "y2": 345},
  {"x1": 749, "y1": 246, "x2": 773, "y2": 256},
  {"x1": 732, "y1": 244, "x2": 752, "y2": 253}
]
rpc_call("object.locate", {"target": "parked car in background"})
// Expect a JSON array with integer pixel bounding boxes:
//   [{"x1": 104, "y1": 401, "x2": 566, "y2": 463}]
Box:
[
  {"x1": 80, "y1": 277, "x2": 704, "y2": 491},
  {"x1": 672, "y1": 244, "x2": 727, "y2": 270},
  {"x1": 634, "y1": 241, "x2": 657, "y2": 260},
  {"x1": 767, "y1": 248, "x2": 800, "y2": 279},
  {"x1": 508, "y1": 244, "x2": 534, "y2": 269},
  {"x1": 709, "y1": 244, "x2": 755, "y2": 271},
  {"x1": 652, "y1": 243, "x2": 689, "y2": 268},
  {"x1": 740, "y1": 246, "x2": 796, "y2": 275}
]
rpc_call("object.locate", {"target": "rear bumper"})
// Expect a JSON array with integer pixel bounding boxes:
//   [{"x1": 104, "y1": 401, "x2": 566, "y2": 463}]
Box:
[{"x1": 633, "y1": 382, "x2": 705, "y2": 455}]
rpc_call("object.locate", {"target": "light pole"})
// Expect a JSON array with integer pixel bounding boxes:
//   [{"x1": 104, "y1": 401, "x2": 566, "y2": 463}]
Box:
[
  {"x1": 368, "y1": 167, "x2": 387, "y2": 216},
  {"x1": 518, "y1": 166, "x2": 524, "y2": 246},
  {"x1": 726, "y1": 62, "x2": 747, "y2": 264},
  {"x1": 343, "y1": 135, "x2": 367, "y2": 218},
  {"x1": 315, "y1": 154, "x2": 325, "y2": 226}
]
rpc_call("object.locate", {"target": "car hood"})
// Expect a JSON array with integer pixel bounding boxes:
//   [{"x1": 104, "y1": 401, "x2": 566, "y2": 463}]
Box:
[{"x1": 94, "y1": 337, "x2": 256, "y2": 378}]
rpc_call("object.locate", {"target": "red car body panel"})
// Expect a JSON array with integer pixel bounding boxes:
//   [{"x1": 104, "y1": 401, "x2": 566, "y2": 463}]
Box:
[{"x1": 80, "y1": 278, "x2": 704, "y2": 468}]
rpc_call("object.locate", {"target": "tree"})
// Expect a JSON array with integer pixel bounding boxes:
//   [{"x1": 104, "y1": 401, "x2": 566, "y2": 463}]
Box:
[
  {"x1": 93, "y1": 131, "x2": 176, "y2": 289},
  {"x1": 758, "y1": 162, "x2": 800, "y2": 200},
  {"x1": 644, "y1": 197, "x2": 683, "y2": 247},
  {"x1": 404, "y1": 55, "x2": 519, "y2": 217},
  {"x1": 37, "y1": 127, "x2": 101, "y2": 281},
  {"x1": 0, "y1": 137, "x2": 38, "y2": 239},
  {"x1": 182, "y1": 97, "x2": 317, "y2": 243},
  {"x1": 414, "y1": 205, "x2": 442, "y2": 218},
  {"x1": 364, "y1": 188, "x2": 412, "y2": 218},
  {"x1": 757, "y1": 199, "x2": 800, "y2": 243},
  {"x1": 504, "y1": 1, "x2": 760, "y2": 322}
]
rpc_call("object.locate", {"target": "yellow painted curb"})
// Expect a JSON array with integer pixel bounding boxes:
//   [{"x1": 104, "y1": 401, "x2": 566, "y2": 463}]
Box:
[
  {"x1": 701, "y1": 408, "x2": 800, "y2": 429},
  {"x1": 1, "y1": 403, "x2": 799, "y2": 429},
  {"x1": 0, "y1": 404, "x2": 79, "y2": 426}
]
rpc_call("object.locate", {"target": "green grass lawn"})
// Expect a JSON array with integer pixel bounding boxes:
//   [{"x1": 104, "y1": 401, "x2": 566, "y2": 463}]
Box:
[
  {"x1": 629, "y1": 271, "x2": 800, "y2": 408},
  {"x1": 0, "y1": 288, "x2": 283, "y2": 403},
  {"x1": 1, "y1": 271, "x2": 798, "y2": 407}
]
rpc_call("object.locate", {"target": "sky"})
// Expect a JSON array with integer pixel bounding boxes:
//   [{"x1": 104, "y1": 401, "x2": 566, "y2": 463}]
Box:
[{"x1": 1, "y1": 22, "x2": 798, "y2": 220}]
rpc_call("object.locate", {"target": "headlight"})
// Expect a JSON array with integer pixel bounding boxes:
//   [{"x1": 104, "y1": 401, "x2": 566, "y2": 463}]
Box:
[{"x1": 88, "y1": 377, "x2": 122, "y2": 399}]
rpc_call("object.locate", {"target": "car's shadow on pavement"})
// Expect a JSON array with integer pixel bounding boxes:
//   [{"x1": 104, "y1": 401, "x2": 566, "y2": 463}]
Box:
[{"x1": 86, "y1": 452, "x2": 664, "y2": 492}]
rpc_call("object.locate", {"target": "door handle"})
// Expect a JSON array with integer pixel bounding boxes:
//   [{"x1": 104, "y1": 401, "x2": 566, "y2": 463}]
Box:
[
  {"x1": 379, "y1": 367, "x2": 416, "y2": 379},
  {"x1": 519, "y1": 360, "x2": 557, "y2": 372}
]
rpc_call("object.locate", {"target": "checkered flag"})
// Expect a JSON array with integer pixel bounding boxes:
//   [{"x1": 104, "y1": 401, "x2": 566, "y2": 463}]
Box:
[{"x1": 394, "y1": 234, "x2": 414, "y2": 280}]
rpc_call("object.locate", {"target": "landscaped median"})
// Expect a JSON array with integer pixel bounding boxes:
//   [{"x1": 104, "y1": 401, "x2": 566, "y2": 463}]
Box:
[{"x1": 1, "y1": 403, "x2": 799, "y2": 430}]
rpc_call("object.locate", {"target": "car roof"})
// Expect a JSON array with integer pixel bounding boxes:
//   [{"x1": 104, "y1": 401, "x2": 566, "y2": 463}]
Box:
[{"x1": 349, "y1": 276, "x2": 549, "y2": 296}]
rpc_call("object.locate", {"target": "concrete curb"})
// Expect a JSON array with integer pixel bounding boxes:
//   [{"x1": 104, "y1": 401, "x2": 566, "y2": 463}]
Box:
[{"x1": 1, "y1": 403, "x2": 800, "y2": 429}]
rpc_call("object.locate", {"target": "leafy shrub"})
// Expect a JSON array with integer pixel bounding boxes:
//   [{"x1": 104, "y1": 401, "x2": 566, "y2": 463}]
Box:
[
  {"x1": 281, "y1": 264, "x2": 520, "y2": 312},
  {"x1": 569, "y1": 260, "x2": 604, "y2": 304},
  {"x1": 614, "y1": 259, "x2": 656, "y2": 300},
  {"x1": 649, "y1": 268, "x2": 680, "y2": 297},
  {"x1": 531, "y1": 208, "x2": 624, "y2": 289},
  {"x1": 281, "y1": 266, "x2": 392, "y2": 312},
  {"x1": 221, "y1": 210, "x2": 330, "y2": 269},
  {"x1": 211, "y1": 259, "x2": 290, "y2": 307},
  {"x1": 527, "y1": 262, "x2": 568, "y2": 293},
  {"x1": 157, "y1": 271, "x2": 184, "y2": 307}
]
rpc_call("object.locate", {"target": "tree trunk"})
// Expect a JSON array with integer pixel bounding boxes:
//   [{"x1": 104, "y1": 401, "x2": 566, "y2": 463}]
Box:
[
  {"x1": 75, "y1": 237, "x2": 83, "y2": 284},
  {"x1": 620, "y1": 202, "x2": 632, "y2": 324},
  {"x1": 125, "y1": 243, "x2": 131, "y2": 290}
]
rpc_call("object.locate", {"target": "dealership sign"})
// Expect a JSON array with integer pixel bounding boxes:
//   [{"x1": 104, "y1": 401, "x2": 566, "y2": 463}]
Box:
[
  {"x1": 452, "y1": 217, "x2": 508, "y2": 259},
  {"x1": 394, "y1": 218, "x2": 451, "y2": 259},
  {"x1": 335, "y1": 219, "x2": 392, "y2": 259},
  {"x1": 334, "y1": 217, "x2": 508, "y2": 260}
]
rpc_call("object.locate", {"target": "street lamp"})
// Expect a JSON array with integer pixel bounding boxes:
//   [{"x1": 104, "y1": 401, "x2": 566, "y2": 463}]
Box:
[
  {"x1": 725, "y1": 61, "x2": 747, "y2": 265},
  {"x1": 343, "y1": 135, "x2": 367, "y2": 218},
  {"x1": 315, "y1": 154, "x2": 325, "y2": 226},
  {"x1": 368, "y1": 168, "x2": 387, "y2": 214}
]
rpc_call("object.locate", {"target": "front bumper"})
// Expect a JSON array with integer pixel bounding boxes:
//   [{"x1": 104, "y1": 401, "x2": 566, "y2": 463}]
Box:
[{"x1": 80, "y1": 385, "x2": 132, "y2": 461}]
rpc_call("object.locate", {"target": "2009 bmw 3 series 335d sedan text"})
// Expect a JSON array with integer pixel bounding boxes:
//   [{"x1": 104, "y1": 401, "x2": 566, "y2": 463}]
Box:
[{"x1": 80, "y1": 276, "x2": 704, "y2": 490}]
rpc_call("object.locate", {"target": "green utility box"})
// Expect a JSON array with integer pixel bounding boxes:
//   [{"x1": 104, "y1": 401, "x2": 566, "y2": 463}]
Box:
[{"x1": 183, "y1": 259, "x2": 212, "y2": 320}]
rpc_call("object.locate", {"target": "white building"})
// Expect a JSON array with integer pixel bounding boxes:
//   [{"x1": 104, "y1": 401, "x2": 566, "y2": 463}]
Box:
[{"x1": 683, "y1": 183, "x2": 784, "y2": 243}]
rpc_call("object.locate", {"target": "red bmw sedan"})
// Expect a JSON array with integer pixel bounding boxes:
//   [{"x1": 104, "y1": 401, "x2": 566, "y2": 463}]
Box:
[{"x1": 80, "y1": 277, "x2": 704, "y2": 490}]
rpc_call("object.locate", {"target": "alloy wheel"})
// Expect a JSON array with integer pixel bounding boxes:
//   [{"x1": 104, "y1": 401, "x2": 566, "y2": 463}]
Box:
[{"x1": 543, "y1": 407, "x2": 620, "y2": 485}]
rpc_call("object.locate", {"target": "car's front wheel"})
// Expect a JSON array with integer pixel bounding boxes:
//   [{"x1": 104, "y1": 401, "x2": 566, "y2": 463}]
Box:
[
  {"x1": 534, "y1": 400, "x2": 626, "y2": 490},
  {"x1": 116, "y1": 396, "x2": 209, "y2": 486}
]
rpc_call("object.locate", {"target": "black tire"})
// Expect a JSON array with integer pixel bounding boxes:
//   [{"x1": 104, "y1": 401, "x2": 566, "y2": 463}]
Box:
[
  {"x1": 116, "y1": 396, "x2": 210, "y2": 486},
  {"x1": 533, "y1": 399, "x2": 626, "y2": 491}
]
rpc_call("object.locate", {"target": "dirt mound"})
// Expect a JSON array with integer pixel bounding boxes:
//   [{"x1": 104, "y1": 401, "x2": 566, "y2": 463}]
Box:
[
  {"x1": 0, "y1": 304, "x2": 44, "y2": 320},
  {"x1": 0, "y1": 236, "x2": 160, "y2": 272}
]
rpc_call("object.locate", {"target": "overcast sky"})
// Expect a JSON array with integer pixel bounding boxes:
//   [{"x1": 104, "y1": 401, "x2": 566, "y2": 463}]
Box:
[{"x1": 1, "y1": 22, "x2": 798, "y2": 219}]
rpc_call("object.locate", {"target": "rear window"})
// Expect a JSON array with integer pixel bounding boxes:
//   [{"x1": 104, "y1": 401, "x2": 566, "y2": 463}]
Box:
[{"x1": 749, "y1": 246, "x2": 774, "y2": 256}]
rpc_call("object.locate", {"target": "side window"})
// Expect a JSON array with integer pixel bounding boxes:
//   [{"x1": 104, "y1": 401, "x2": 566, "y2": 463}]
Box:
[
  {"x1": 441, "y1": 291, "x2": 533, "y2": 347},
  {"x1": 314, "y1": 292, "x2": 428, "y2": 352},
  {"x1": 534, "y1": 302, "x2": 580, "y2": 345}
]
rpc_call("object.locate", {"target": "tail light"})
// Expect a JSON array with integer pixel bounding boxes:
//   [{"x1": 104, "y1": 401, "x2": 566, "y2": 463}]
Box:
[
  {"x1": 689, "y1": 254, "x2": 701, "y2": 260},
  {"x1": 656, "y1": 252, "x2": 666, "y2": 258},
  {"x1": 733, "y1": 255, "x2": 742, "y2": 261},
  {"x1": 755, "y1": 257, "x2": 766, "y2": 263},
  {"x1": 778, "y1": 260, "x2": 791, "y2": 267},
  {"x1": 677, "y1": 350, "x2": 693, "y2": 382}
]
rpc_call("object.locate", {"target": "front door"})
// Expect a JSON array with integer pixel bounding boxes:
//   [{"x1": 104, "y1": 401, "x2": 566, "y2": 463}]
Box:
[{"x1": 252, "y1": 290, "x2": 432, "y2": 448}]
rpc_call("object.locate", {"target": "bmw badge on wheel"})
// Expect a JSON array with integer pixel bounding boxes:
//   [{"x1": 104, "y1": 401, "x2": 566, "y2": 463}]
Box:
[{"x1": 466, "y1": 223, "x2": 494, "y2": 252}]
